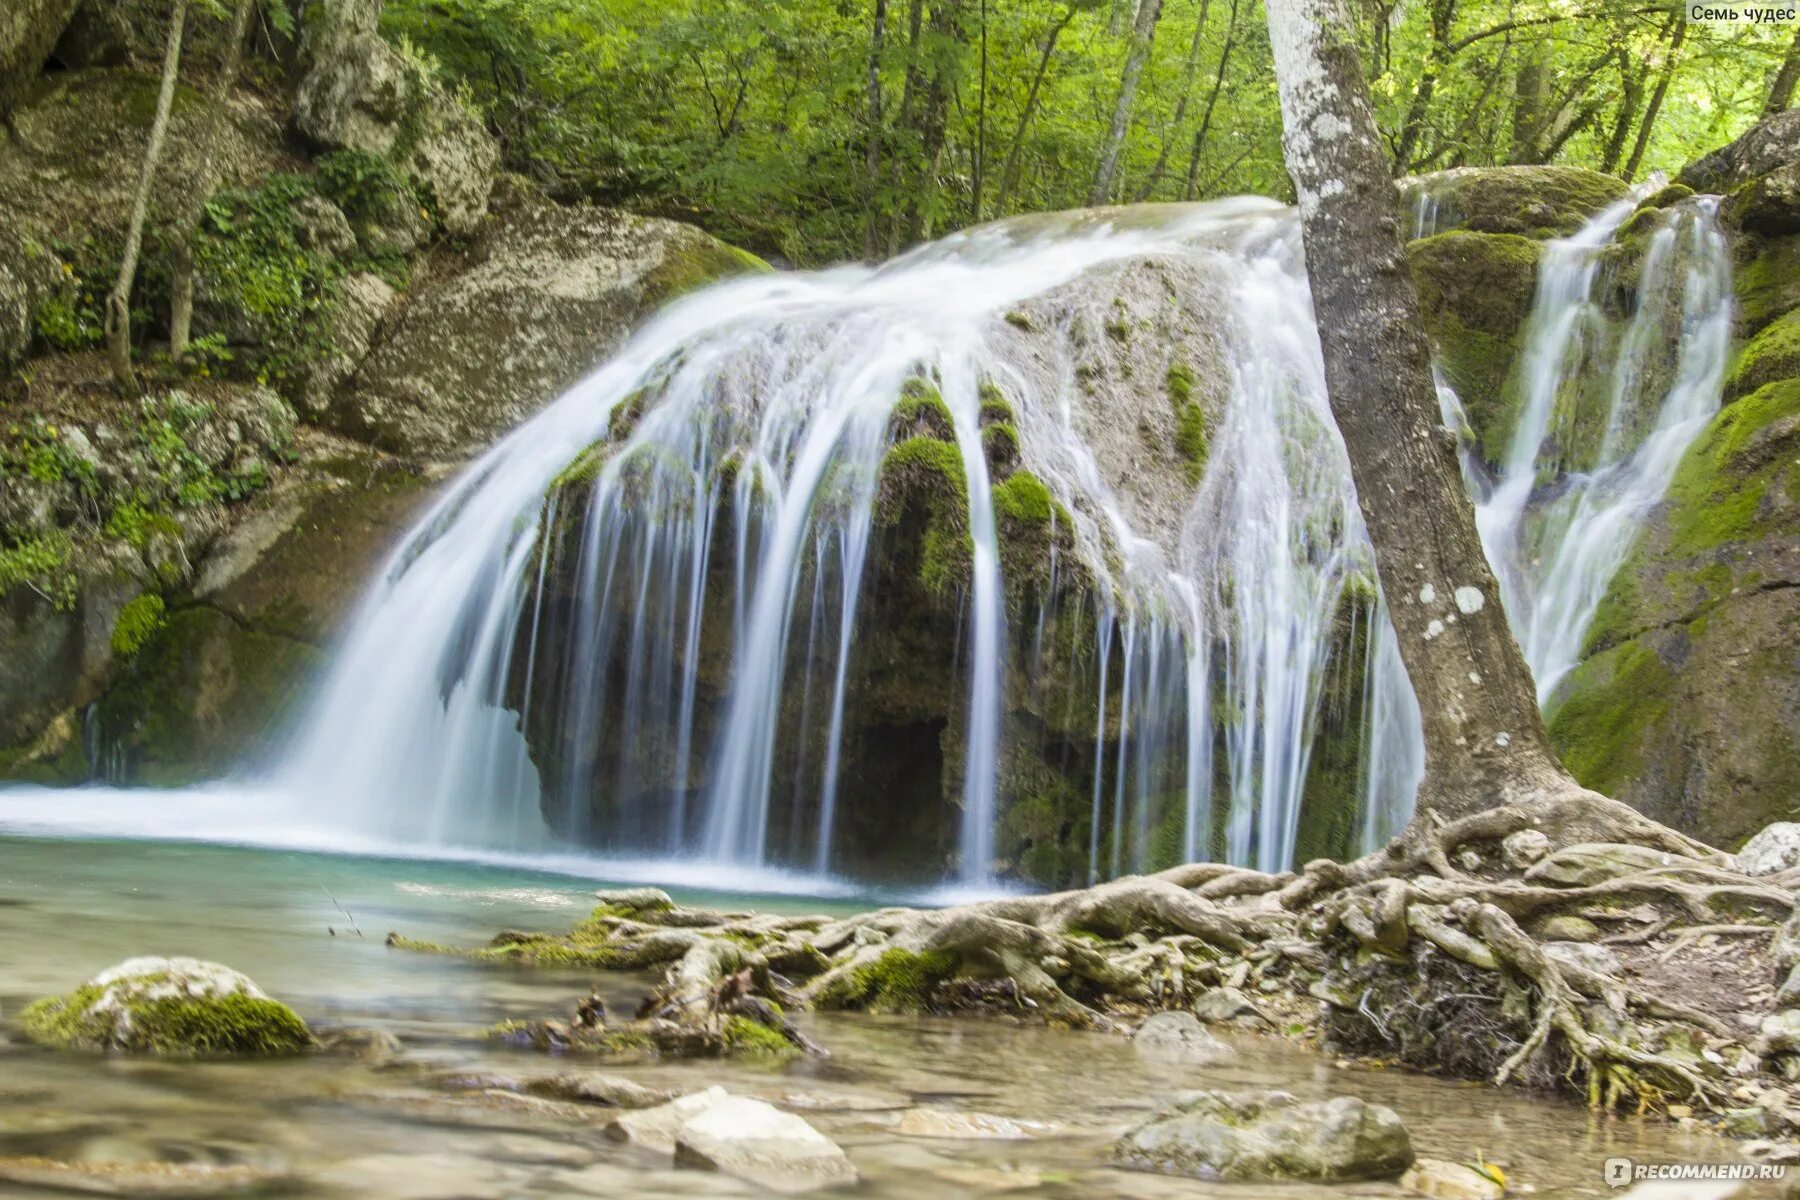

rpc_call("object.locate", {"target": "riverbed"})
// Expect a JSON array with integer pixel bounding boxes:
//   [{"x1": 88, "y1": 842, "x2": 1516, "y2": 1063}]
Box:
[{"x1": 0, "y1": 835, "x2": 1775, "y2": 1197}]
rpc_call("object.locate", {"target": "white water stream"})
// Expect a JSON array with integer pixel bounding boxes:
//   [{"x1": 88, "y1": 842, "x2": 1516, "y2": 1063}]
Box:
[{"x1": 0, "y1": 191, "x2": 1735, "y2": 890}]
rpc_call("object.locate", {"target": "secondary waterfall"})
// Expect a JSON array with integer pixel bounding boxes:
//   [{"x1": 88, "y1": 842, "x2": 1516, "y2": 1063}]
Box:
[{"x1": 3, "y1": 189, "x2": 1734, "y2": 890}]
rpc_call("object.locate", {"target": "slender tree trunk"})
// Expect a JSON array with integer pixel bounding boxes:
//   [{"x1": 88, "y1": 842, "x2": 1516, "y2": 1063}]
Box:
[
  {"x1": 1599, "y1": 47, "x2": 1643, "y2": 177},
  {"x1": 1765, "y1": 26, "x2": 1800, "y2": 117},
  {"x1": 1182, "y1": 0, "x2": 1238, "y2": 200},
  {"x1": 1134, "y1": 0, "x2": 1209, "y2": 202},
  {"x1": 107, "y1": 0, "x2": 188, "y2": 392},
  {"x1": 886, "y1": 0, "x2": 926, "y2": 255},
  {"x1": 1508, "y1": 46, "x2": 1547, "y2": 164},
  {"x1": 1088, "y1": 0, "x2": 1163, "y2": 206},
  {"x1": 971, "y1": 0, "x2": 988, "y2": 221},
  {"x1": 1263, "y1": 0, "x2": 1570, "y2": 820},
  {"x1": 904, "y1": 0, "x2": 964, "y2": 244},
  {"x1": 1393, "y1": 0, "x2": 1456, "y2": 173},
  {"x1": 996, "y1": 7, "x2": 1076, "y2": 215},
  {"x1": 170, "y1": 0, "x2": 255, "y2": 360},
  {"x1": 1622, "y1": 16, "x2": 1684, "y2": 183},
  {"x1": 864, "y1": 0, "x2": 889, "y2": 260}
]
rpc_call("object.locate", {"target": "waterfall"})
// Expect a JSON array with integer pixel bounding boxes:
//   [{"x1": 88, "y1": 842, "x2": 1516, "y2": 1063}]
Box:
[{"x1": 1, "y1": 190, "x2": 1736, "y2": 891}]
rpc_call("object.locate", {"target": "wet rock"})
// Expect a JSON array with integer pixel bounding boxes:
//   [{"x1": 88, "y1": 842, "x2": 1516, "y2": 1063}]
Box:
[
  {"x1": 0, "y1": 0, "x2": 77, "y2": 120},
  {"x1": 595, "y1": 887, "x2": 676, "y2": 912},
  {"x1": 1401, "y1": 1157, "x2": 1506, "y2": 1199},
  {"x1": 1739, "y1": 824, "x2": 1800, "y2": 876},
  {"x1": 19, "y1": 957, "x2": 311, "y2": 1057},
  {"x1": 1402, "y1": 165, "x2": 1629, "y2": 238},
  {"x1": 1500, "y1": 828, "x2": 1551, "y2": 870},
  {"x1": 609, "y1": 1086, "x2": 732, "y2": 1154},
  {"x1": 1132, "y1": 1011, "x2": 1237, "y2": 1064},
  {"x1": 1114, "y1": 1089, "x2": 1413, "y2": 1183},
  {"x1": 526, "y1": 1072, "x2": 671, "y2": 1108},
  {"x1": 1191, "y1": 985, "x2": 1267, "y2": 1025},
  {"x1": 893, "y1": 1108, "x2": 1048, "y2": 1140},
  {"x1": 309, "y1": 1153, "x2": 516, "y2": 1199},
  {"x1": 354, "y1": 1088, "x2": 607, "y2": 1132},
  {"x1": 314, "y1": 1025, "x2": 402, "y2": 1063},
  {"x1": 671, "y1": 1094, "x2": 857, "y2": 1194},
  {"x1": 0, "y1": 1157, "x2": 287, "y2": 1197}
]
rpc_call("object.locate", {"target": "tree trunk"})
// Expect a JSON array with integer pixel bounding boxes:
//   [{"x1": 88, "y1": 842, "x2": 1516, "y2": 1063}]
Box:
[
  {"x1": 1508, "y1": 46, "x2": 1547, "y2": 164},
  {"x1": 106, "y1": 0, "x2": 187, "y2": 392},
  {"x1": 1622, "y1": 16, "x2": 1684, "y2": 183},
  {"x1": 903, "y1": 0, "x2": 964, "y2": 245},
  {"x1": 995, "y1": 6, "x2": 1076, "y2": 215},
  {"x1": 864, "y1": 0, "x2": 888, "y2": 260},
  {"x1": 971, "y1": 0, "x2": 988, "y2": 221},
  {"x1": 1133, "y1": 0, "x2": 1209, "y2": 202},
  {"x1": 1181, "y1": 0, "x2": 1238, "y2": 200},
  {"x1": 885, "y1": 0, "x2": 926, "y2": 255},
  {"x1": 1599, "y1": 47, "x2": 1643, "y2": 177},
  {"x1": 1765, "y1": 27, "x2": 1800, "y2": 117},
  {"x1": 1088, "y1": 0, "x2": 1162, "y2": 206},
  {"x1": 1262, "y1": 0, "x2": 1571, "y2": 821},
  {"x1": 1393, "y1": 0, "x2": 1456, "y2": 173},
  {"x1": 170, "y1": 0, "x2": 255, "y2": 360}
]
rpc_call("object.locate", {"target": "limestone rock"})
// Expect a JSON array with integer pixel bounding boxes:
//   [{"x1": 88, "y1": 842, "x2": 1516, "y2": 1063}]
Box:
[
  {"x1": 671, "y1": 1095, "x2": 857, "y2": 1194},
  {"x1": 1402, "y1": 165, "x2": 1629, "y2": 238},
  {"x1": 293, "y1": 0, "x2": 496, "y2": 234},
  {"x1": 0, "y1": 1157, "x2": 287, "y2": 1197},
  {"x1": 1191, "y1": 985, "x2": 1267, "y2": 1025},
  {"x1": 608, "y1": 1086, "x2": 731, "y2": 1154},
  {"x1": 1114, "y1": 1089, "x2": 1413, "y2": 1182},
  {"x1": 1401, "y1": 1157, "x2": 1506, "y2": 1199},
  {"x1": 1681, "y1": 111, "x2": 1800, "y2": 195},
  {"x1": 1132, "y1": 1010, "x2": 1238, "y2": 1064},
  {"x1": 0, "y1": 0, "x2": 77, "y2": 119},
  {"x1": 50, "y1": 0, "x2": 130, "y2": 69},
  {"x1": 19, "y1": 956, "x2": 311, "y2": 1056},
  {"x1": 893, "y1": 1108, "x2": 1046, "y2": 1140},
  {"x1": 1542, "y1": 941, "x2": 1622, "y2": 977},
  {"x1": 1532, "y1": 914, "x2": 1601, "y2": 943},
  {"x1": 335, "y1": 200, "x2": 766, "y2": 457},
  {"x1": 525, "y1": 1072, "x2": 670, "y2": 1109},
  {"x1": 1740, "y1": 824, "x2": 1800, "y2": 876},
  {"x1": 299, "y1": 270, "x2": 395, "y2": 418}
]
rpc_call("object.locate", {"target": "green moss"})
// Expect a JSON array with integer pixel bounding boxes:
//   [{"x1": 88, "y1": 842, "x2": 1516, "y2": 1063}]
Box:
[
  {"x1": 0, "y1": 530, "x2": 77, "y2": 610},
  {"x1": 1166, "y1": 361, "x2": 1197, "y2": 407},
  {"x1": 1175, "y1": 403, "x2": 1209, "y2": 484},
  {"x1": 110, "y1": 593, "x2": 166, "y2": 658},
  {"x1": 993, "y1": 470, "x2": 1053, "y2": 524},
  {"x1": 1546, "y1": 637, "x2": 1675, "y2": 796},
  {"x1": 978, "y1": 381, "x2": 1015, "y2": 425},
  {"x1": 893, "y1": 376, "x2": 955, "y2": 440},
  {"x1": 1726, "y1": 308, "x2": 1800, "y2": 401},
  {"x1": 21, "y1": 985, "x2": 311, "y2": 1057},
  {"x1": 877, "y1": 435, "x2": 971, "y2": 596},
  {"x1": 982, "y1": 421, "x2": 1019, "y2": 467},
  {"x1": 1413, "y1": 166, "x2": 1629, "y2": 238},
  {"x1": 641, "y1": 239, "x2": 771, "y2": 308},
  {"x1": 722, "y1": 1016, "x2": 797, "y2": 1056},
  {"x1": 815, "y1": 947, "x2": 958, "y2": 1013},
  {"x1": 1003, "y1": 310, "x2": 1034, "y2": 331},
  {"x1": 1662, "y1": 378, "x2": 1800, "y2": 556},
  {"x1": 1734, "y1": 235, "x2": 1800, "y2": 336}
]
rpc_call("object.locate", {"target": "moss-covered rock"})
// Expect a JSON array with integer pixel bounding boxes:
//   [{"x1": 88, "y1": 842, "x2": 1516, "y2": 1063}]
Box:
[
  {"x1": 1407, "y1": 231, "x2": 1541, "y2": 461},
  {"x1": 19, "y1": 957, "x2": 312, "y2": 1057},
  {"x1": 1727, "y1": 308, "x2": 1800, "y2": 402},
  {"x1": 1404, "y1": 166, "x2": 1628, "y2": 239},
  {"x1": 812, "y1": 947, "x2": 957, "y2": 1013}
]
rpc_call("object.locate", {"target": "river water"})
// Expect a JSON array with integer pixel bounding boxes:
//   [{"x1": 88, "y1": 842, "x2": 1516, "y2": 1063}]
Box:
[{"x1": 0, "y1": 835, "x2": 1771, "y2": 1198}]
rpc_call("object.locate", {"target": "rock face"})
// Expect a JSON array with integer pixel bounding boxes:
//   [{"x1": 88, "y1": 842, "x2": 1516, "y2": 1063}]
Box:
[
  {"x1": 1404, "y1": 165, "x2": 1629, "y2": 238},
  {"x1": 294, "y1": 0, "x2": 497, "y2": 233},
  {"x1": 1740, "y1": 823, "x2": 1800, "y2": 876},
  {"x1": 332, "y1": 197, "x2": 768, "y2": 458},
  {"x1": 19, "y1": 956, "x2": 312, "y2": 1056},
  {"x1": 1114, "y1": 1089, "x2": 1413, "y2": 1182},
  {"x1": 0, "y1": 0, "x2": 76, "y2": 120}
]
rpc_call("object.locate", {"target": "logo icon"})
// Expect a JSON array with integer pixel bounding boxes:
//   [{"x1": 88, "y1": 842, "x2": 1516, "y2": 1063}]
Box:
[{"x1": 1604, "y1": 1158, "x2": 1634, "y2": 1189}]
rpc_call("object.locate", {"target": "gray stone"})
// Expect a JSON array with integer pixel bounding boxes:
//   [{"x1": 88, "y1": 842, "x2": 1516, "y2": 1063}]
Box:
[
  {"x1": 671, "y1": 1095, "x2": 857, "y2": 1194},
  {"x1": 0, "y1": 0, "x2": 76, "y2": 119},
  {"x1": 1739, "y1": 823, "x2": 1800, "y2": 877},
  {"x1": 526, "y1": 1072, "x2": 670, "y2": 1109},
  {"x1": 892, "y1": 1108, "x2": 1047, "y2": 1139},
  {"x1": 1681, "y1": 110, "x2": 1800, "y2": 194},
  {"x1": 608, "y1": 1086, "x2": 731, "y2": 1154},
  {"x1": 1533, "y1": 914, "x2": 1601, "y2": 943},
  {"x1": 1500, "y1": 828, "x2": 1551, "y2": 870},
  {"x1": 1400, "y1": 1157, "x2": 1505, "y2": 1199},
  {"x1": 1132, "y1": 1011, "x2": 1237, "y2": 1065},
  {"x1": 595, "y1": 887, "x2": 676, "y2": 911},
  {"x1": 300, "y1": 270, "x2": 395, "y2": 418},
  {"x1": 1542, "y1": 941, "x2": 1622, "y2": 977},
  {"x1": 1191, "y1": 985, "x2": 1267, "y2": 1025},
  {"x1": 1114, "y1": 1089, "x2": 1413, "y2": 1182},
  {"x1": 336, "y1": 200, "x2": 765, "y2": 457}
]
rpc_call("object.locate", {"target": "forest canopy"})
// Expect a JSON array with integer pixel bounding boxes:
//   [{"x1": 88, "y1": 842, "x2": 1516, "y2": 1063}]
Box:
[{"x1": 380, "y1": 0, "x2": 1796, "y2": 264}]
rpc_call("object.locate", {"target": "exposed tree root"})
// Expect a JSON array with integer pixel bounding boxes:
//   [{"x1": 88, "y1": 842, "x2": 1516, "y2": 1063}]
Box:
[{"x1": 387, "y1": 800, "x2": 1800, "y2": 1134}]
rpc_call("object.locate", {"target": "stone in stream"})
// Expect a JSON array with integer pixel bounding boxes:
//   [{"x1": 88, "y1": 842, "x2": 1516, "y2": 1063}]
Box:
[
  {"x1": 1191, "y1": 985, "x2": 1269, "y2": 1026},
  {"x1": 672, "y1": 1095, "x2": 858, "y2": 1194},
  {"x1": 609, "y1": 1086, "x2": 733, "y2": 1154},
  {"x1": 1132, "y1": 1010, "x2": 1237, "y2": 1064},
  {"x1": 1401, "y1": 1157, "x2": 1507, "y2": 1199},
  {"x1": 18, "y1": 957, "x2": 311, "y2": 1057},
  {"x1": 893, "y1": 1108, "x2": 1049, "y2": 1139},
  {"x1": 526, "y1": 1072, "x2": 671, "y2": 1109},
  {"x1": 1114, "y1": 1089, "x2": 1413, "y2": 1182}
]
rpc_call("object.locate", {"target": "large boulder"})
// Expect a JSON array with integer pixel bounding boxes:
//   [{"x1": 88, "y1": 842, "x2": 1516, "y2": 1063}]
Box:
[
  {"x1": 19, "y1": 956, "x2": 312, "y2": 1056},
  {"x1": 333, "y1": 198, "x2": 768, "y2": 458},
  {"x1": 294, "y1": 0, "x2": 497, "y2": 234},
  {"x1": 1114, "y1": 1089, "x2": 1413, "y2": 1183},
  {"x1": 671, "y1": 1095, "x2": 858, "y2": 1194},
  {"x1": 1403, "y1": 165, "x2": 1629, "y2": 239},
  {"x1": 0, "y1": 0, "x2": 76, "y2": 120},
  {"x1": 1740, "y1": 823, "x2": 1800, "y2": 876}
]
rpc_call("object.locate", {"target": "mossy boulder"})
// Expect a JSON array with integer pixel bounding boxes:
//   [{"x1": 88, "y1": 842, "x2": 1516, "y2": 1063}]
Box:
[
  {"x1": 19, "y1": 957, "x2": 312, "y2": 1057},
  {"x1": 1404, "y1": 166, "x2": 1628, "y2": 239},
  {"x1": 1407, "y1": 230, "x2": 1542, "y2": 460},
  {"x1": 336, "y1": 198, "x2": 768, "y2": 457},
  {"x1": 1548, "y1": 379, "x2": 1800, "y2": 848},
  {"x1": 1727, "y1": 308, "x2": 1800, "y2": 402}
]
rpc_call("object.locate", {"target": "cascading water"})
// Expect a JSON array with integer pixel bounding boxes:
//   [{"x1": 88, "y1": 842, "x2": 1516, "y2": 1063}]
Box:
[{"x1": 0, "y1": 187, "x2": 1736, "y2": 892}]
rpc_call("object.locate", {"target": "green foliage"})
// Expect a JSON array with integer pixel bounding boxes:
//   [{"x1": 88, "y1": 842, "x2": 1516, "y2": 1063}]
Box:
[
  {"x1": 722, "y1": 1015, "x2": 797, "y2": 1056},
  {"x1": 111, "y1": 593, "x2": 167, "y2": 658},
  {"x1": 20, "y1": 983, "x2": 312, "y2": 1057},
  {"x1": 0, "y1": 531, "x2": 77, "y2": 609},
  {"x1": 1, "y1": 419, "x2": 98, "y2": 493},
  {"x1": 816, "y1": 947, "x2": 958, "y2": 1012},
  {"x1": 993, "y1": 470, "x2": 1052, "y2": 525},
  {"x1": 315, "y1": 148, "x2": 416, "y2": 228}
]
